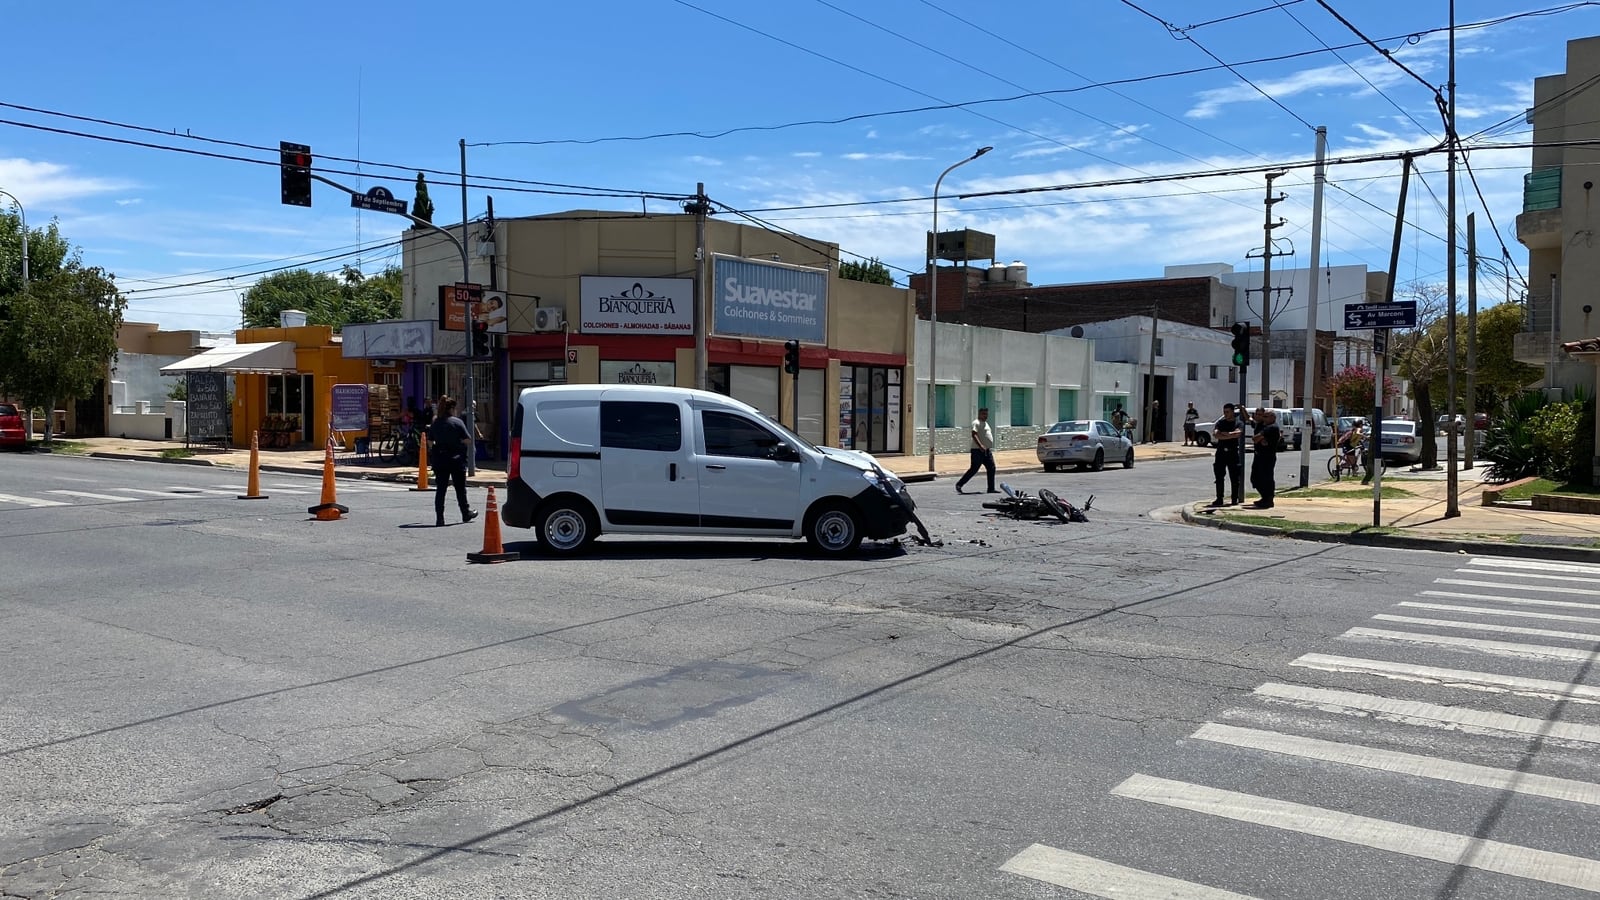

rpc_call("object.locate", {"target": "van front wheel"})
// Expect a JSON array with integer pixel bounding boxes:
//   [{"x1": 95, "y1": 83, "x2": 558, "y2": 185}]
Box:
[
  {"x1": 537, "y1": 499, "x2": 598, "y2": 555},
  {"x1": 805, "y1": 501, "x2": 863, "y2": 556}
]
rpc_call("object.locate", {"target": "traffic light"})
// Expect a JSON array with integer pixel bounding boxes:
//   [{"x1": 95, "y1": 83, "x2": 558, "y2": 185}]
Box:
[
  {"x1": 472, "y1": 321, "x2": 490, "y2": 358},
  {"x1": 279, "y1": 141, "x2": 312, "y2": 207},
  {"x1": 783, "y1": 339, "x2": 800, "y2": 375},
  {"x1": 1230, "y1": 322, "x2": 1251, "y2": 368}
]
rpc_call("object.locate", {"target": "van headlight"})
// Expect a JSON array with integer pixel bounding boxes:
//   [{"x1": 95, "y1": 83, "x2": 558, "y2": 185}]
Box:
[{"x1": 862, "y1": 470, "x2": 894, "y2": 494}]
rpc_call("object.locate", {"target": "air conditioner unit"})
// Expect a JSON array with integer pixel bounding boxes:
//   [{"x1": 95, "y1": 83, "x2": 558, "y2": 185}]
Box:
[{"x1": 533, "y1": 307, "x2": 566, "y2": 332}]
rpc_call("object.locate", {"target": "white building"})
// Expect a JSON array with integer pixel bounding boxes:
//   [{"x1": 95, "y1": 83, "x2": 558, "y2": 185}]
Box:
[{"x1": 913, "y1": 320, "x2": 1141, "y2": 454}]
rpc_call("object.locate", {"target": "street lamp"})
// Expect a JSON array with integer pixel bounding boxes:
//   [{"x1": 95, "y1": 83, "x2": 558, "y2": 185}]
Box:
[
  {"x1": 926, "y1": 146, "x2": 992, "y2": 472},
  {"x1": 0, "y1": 189, "x2": 26, "y2": 288}
]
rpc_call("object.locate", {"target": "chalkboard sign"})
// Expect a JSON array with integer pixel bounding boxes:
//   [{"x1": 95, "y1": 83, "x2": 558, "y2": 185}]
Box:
[{"x1": 186, "y1": 372, "x2": 229, "y2": 444}]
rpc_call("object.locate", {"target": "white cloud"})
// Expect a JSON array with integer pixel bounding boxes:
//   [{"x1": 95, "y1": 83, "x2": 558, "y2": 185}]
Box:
[
  {"x1": 115, "y1": 198, "x2": 143, "y2": 206},
  {"x1": 792, "y1": 151, "x2": 822, "y2": 158},
  {"x1": 685, "y1": 155, "x2": 723, "y2": 166},
  {"x1": 841, "y1": 151, "x2": 926, "y2": 161},
  {"x1": 0, "y1": 157, "x2": 134, "y2": 206}
]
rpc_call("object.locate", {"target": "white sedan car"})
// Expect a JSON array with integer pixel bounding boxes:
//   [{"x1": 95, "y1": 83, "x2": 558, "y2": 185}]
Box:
[
  {"x1": 1379, "y1": 418, "x2": 1422, "y2": 466},
  {"x1": 1036, "y1": 419, "x2": 1135, "y2": 472}
]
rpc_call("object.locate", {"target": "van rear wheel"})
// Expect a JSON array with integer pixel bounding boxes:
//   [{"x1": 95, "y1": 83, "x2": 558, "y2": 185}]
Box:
[
  {"x1": 536, "y1": 499, "x2": 597, "y2": 555},
  {"x1": 805, "y1": 501, "x2": 863, "y2": 556}
]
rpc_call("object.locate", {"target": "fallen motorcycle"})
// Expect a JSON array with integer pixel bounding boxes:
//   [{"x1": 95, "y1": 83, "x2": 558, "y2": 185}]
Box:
[{"x1": 982, "y1": 483, "x2": 1092, "y2": 523}]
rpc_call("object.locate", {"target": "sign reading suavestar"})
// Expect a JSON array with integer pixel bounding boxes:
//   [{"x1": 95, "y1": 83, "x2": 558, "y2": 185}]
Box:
[
  {"x1": 580, "y1": 276, "x2": 693, "y2": 335},
  {"x1": 713, "y1": 256, "x2": 827, "y2": 344}
]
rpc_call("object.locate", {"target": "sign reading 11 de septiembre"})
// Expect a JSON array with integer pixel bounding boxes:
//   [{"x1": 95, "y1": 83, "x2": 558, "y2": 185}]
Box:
[{"x1": 1343, "y1": 301, "x2": 1417, "y2": 330}]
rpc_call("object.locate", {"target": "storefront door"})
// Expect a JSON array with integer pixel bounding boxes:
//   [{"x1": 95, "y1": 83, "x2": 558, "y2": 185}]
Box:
[{"x1": 842, "y1": 366, "x2": 902, "y2": 454}]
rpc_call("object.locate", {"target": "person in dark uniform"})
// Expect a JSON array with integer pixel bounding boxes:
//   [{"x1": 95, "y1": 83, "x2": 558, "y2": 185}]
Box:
[
  {"x1": 1210, "y1": 403, "x2": 1244, "y2": 507},
  {"x1": 427, "y1": 396, "x2": 478, "y2": 527},
  {"x1": 1249, "y1": 408, "x2": 1281, "y2": 509}
]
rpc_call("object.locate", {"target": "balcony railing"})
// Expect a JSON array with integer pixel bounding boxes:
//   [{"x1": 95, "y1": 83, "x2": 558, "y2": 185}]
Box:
[{"x1": 1523, "y1": 167, "x2": 1561, "y2": 212}]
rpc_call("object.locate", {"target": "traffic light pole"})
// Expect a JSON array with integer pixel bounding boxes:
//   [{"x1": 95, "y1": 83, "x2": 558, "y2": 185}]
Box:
[{"x1": 307, "y1": 170, "x2": 475, "y2": 472}]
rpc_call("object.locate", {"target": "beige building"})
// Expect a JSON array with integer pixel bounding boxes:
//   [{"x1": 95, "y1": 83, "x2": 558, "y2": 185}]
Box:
[{"x1": 395, "y1": 212, "x2": 916, "y2": 456}]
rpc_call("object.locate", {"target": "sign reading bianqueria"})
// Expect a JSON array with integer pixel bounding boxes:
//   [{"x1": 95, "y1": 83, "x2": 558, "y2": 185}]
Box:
[{"x1": 579, "y1": 276, "x2": 693, "y2": 335}]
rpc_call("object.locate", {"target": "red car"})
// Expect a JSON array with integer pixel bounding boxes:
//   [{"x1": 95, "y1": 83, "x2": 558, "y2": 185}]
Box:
[{"x1": 0, "y1": 403, "x2": 26, "y2": 448}]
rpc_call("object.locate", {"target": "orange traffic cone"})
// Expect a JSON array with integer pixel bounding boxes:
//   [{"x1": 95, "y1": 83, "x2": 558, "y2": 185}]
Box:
[
  {"x1": 411, "y1": 429, "x2": 430, "y2": 492},
  {"x1": 307, "y1": 440, "x2": 349, "y2": 520},
  {"x1": 238, "y1": 430, "x2": 268, "y2": 500},
  {"x1": 467, "y1": 486, "x2": 519, "y2": 563}
]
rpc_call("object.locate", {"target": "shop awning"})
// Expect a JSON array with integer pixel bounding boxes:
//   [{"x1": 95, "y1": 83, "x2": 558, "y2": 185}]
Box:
[{"x1": 160, "y1": 341, "x2": 298, "y2": 375}]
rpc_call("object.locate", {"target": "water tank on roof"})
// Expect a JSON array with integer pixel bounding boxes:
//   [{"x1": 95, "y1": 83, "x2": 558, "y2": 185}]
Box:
[
  {"x1": 1005, "y1": 260, "x2": 1028, "y2": 284},
  {"x1": 279, "y1": 309, "x2": 308, "y2": 328},
  {"x1": 987, "y1": 261, "x2": 1008, "y2": 282}
]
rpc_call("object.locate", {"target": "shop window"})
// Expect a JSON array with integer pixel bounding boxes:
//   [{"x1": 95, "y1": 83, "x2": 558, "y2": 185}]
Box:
[
  {"x1": 934, "y1": 385, "x2": 955, "y2": 428},
  {"x1": 1010, "y1": 387, "x2": 1032, "y2": 426},
  {"x1": 600, "y1": 401, "x2": 681, "y2": 452},
  {"x1": 1056, "y1": 389, "x2": 1077, "y2": 423}
]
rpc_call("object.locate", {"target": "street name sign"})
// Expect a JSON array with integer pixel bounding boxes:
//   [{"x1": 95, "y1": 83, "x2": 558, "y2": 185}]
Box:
[
  {"x1": 351, "y1": 186, "x2": 408, "y2": 216},
  {"x1": 1343, "y1": 301, "x2": 1417, "y2": 330},
  {"x1": 1373, "y1": 327, "x2": 1389, "y2": 356}
]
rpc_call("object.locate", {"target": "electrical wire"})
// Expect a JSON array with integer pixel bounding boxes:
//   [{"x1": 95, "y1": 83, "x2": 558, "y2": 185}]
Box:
[{"x1": 1275, "y1": 1, "x2": 1438, "y2": 137}]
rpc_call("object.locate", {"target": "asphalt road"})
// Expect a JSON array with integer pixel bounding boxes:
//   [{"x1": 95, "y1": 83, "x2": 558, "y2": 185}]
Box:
[{"x1": 1, "y1": 450, "x2": 1594, "y2": 899}]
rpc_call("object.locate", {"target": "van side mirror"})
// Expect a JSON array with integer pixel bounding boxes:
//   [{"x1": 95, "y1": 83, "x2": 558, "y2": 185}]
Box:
[{"x1": 770, "y1": 442, "x2": 800, "y2": 462}]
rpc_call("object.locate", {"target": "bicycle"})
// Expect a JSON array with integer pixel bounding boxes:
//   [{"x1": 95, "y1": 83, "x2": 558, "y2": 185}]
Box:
[{"x1": 1327, "y1": 438, "x2": 1370, "y2": 481}]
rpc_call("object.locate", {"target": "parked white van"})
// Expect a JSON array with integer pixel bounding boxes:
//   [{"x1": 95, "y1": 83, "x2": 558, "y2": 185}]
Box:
[{"x1": 501, "y1": 385, "x2": 917, "y2": 555}]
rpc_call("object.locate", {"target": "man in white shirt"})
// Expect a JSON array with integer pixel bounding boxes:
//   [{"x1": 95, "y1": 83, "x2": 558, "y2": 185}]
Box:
[{"x1": 955, "y1": 407, "x2": 998, "y2": 494}]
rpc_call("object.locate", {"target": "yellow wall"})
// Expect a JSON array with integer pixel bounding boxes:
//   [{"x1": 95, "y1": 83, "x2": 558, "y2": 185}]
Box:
[{"x1": 230, "y1": 326, "x2": 372, "y2": 449}]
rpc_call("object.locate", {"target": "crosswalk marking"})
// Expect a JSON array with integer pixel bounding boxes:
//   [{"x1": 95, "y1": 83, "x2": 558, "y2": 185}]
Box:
[
  {"x1": 1291, "y1": 653, "x2": 1600, "y2": 704},
  {"x1": 165, "y1": 486, "x2": 238, "y2": 496},
  {"x1": 1111, "y1": 774, "x2": 1600, "y2": 892},
  {"x1": 1399, "y1": 601, "x2": 1600, "y2": 627},
  {"x1": 0, "y1": 491, "x2": 68, "y2": 508},
  {"x1": 1373, "y1": 613, "x2": 1600, "y2": 643},
  {"x1": 1466, "y1": 557, "x2": 1600, "y2": 577},
  {"x1": 1253, "y1": 682, "x2": 1600, "y2": 744},
  {"x1": 999, "y1": 843, "x2": 1259, "y2": 899},
  {"x1": 1459, "y1": 567, "x2": 1600, "y2": 585},
  {"x1": 114, "y1": 488, "x2": 199, "y2": 497},
  {"x1": 1344, "y1": 626, "x2": 1600, "y2": 662},
  {"x1": 45, "y1": 490, "x2": 137, "y2": 503},
  {"x1": 1191, "y1": 723, "x2": 1600, "y2": 807},
  {"x1": 1421, "y1": 590, "x2": 1600, "y2": 612},
  {"x1": 1436, "y1": 578, "x2": 1600, "y2": 598}
]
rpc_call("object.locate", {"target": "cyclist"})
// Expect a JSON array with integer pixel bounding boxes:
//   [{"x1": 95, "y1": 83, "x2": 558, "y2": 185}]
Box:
[{"x1": 1336, "y1": 422, "x2": 1366, "y2": 473}]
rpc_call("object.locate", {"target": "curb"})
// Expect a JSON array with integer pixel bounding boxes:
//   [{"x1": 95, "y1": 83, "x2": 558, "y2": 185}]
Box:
[
  {"x1": 1179, "y1": 503, "x2": 1600, "y2": 564},
  {"x1": 84, "y1": 451, "x2": 502, "y2": 487},
  {"x1": 89, "y1": 451, "x2": 218, "y2": 468}
]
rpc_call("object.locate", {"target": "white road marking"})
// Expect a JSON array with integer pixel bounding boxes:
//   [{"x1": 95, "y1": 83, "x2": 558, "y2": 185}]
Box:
[
  {"x1": 999, "y1": 843, "x2": 1259, "y2": 899},
  {"x1": 1373, "y1": 613, "x2": 1600, "y2": 643},
  {"x1": 46, "y1": 490, "x2": 137, "y2": 503},
  {"x1": 1467, "y1": 557, "x2": 1600, "y2": 577},
  {"x1": 1111, "y1": 774, "x2": 1600, "y2": 892},
  {"x1": 1437, "y1": 579, "x2": 1600, "y2": 598},
  {"x1": 1253, "y1": 682, "x2": 1600, "y2": 744},
  {"x1": 1343, "y1": 627, "x2": 1598, "y2": 662},
  {"x1": 1421, "y1": 590, "x2": 1600, "y2": 612},
  {"x1": 1399, "y1": 602, "x2": 1600, "y2": 627},
  {"x1": 1192, "y1": 723, "x2": 1600, "y2": 807},
  {"x1": 165, "y1": 486, "x2": 237, "y2": 496},
  {"x1": 1291, "y1": 653, "x2": 1600, "y2": 704},
  {"x1": 230, "y1": 484, "x2": 311, "y2": 494},
  {"x1": 0, "y1": 492, "x2": 68, "y2": 508},
  {"x1": 1460, "y1": 567, "x2": 1600, "y2": 585}
]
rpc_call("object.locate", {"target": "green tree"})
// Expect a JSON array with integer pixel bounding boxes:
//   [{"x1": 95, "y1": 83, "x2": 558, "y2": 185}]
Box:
[
  {"x1": 839, "y1": 257, "x2": 894, "y2": 285},
  {"x1": 1392, "y1": 281, "x2": 1451, "y2": 469},
  {"x1": 240, "y1": 266, "x2": 401, "y2": 331},
  {"x1": 413, "y1": 173, "x2": 434, "y2": 224},
  {"x1": 0, "y1": 264, "x2": 126, "y2": 444},
  {"x1": 1, "y1": 211, "x2": 75, "y2": 297},
  {"x1": 1470, "y1": 301, "x2": 1542, "y2": 413},
  {"x1": 1326, "y1": 363, "x2": 1399, "y2": 416}
]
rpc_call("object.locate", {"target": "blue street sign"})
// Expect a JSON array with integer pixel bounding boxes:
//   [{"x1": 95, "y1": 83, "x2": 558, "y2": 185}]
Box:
[{"x1": 1344, "y1": 301, "x2": 1417, "y2": 330}]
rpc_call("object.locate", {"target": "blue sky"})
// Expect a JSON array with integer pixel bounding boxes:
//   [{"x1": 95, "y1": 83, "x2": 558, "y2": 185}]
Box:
[{"x1": 3, "y1": 0, "x2": 1596, "y2": 332}]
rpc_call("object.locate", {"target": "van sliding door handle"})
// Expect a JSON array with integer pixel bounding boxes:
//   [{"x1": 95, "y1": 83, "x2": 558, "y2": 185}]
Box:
[
  {"x1": 705, "y1": 464, "x2": 727, "y2": 470},
  {"x1": 669, "y1": 463, "x2": 677, "y2": 481}
]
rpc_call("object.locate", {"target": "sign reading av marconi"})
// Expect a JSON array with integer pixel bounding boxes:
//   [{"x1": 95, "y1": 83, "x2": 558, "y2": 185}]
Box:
[
  {"x1": 580, "y1": 276, "x2": 694, "y2": 335},
  {"x1": 713, "y1": 256, "x2": 828, "y2": 344}
]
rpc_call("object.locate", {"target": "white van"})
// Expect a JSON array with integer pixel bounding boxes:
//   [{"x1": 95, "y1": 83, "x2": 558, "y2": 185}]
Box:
[
  {"x1": 1277, "y1": 407, "x2": 1333, "y2": 450},
  {"x1": 501, "y1": 385, "x2": 917, "y2": 555}
]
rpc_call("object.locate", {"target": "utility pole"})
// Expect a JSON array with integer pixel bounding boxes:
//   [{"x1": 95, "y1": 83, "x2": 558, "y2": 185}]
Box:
[
  {"x1": 1375, "y1": 155, "x2": 1413, "y2": 527},
  {"x1": 687, "y1": 184, "x2": 711, "y2": 391},
  {"x1": 1444, "y1": 0, "x2": 1459, "y2": 518},
  {"x1": 1466, "y1": 213, "x2": 1478, "y2": 470},
  {"x1": 1298, "y1": 126, "x2": 1327, "y2": 488},
  {"x1": 459, "y1": 138, "x2": 477, "y2": 476},
  {"x1": 1246, "y1": 172, "x2": 1290, "y2": 407}
]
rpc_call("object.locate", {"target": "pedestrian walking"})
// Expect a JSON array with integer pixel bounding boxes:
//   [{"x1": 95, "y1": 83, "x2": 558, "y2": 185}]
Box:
[
  {"x1": 1110, "y1": 404, "x2": 1129, "y2": 439},
  {"x1": 419, "y1": 397, "x2": 436, "y2": 427},
  {"x1": 1249, "y1": 408, "x2": 1281, "y2": 509},
  {"x1": 955, "y1": 407, "x2": 997, "y2": 494},
  {"x1": 1183, "y1": 402, "x2": 1199, "y2": 446},
  {"x1": 1149, "y1": 399, "x2": 1162, "y2": 443},
  {"x1": 427, "y1": 396, "x2": 478, "y2": 527},
  {"x1": 1209, "y1": 403, "x2": 1245, "y2": 506}
]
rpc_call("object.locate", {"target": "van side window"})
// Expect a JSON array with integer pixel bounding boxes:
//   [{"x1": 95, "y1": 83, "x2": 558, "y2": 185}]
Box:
[
  {"x1": 600, "y1": 401, "x2": 681, "y2": 452},
  {"x1": 702, "y1": 411, "x2": 780, "y2": 458}
]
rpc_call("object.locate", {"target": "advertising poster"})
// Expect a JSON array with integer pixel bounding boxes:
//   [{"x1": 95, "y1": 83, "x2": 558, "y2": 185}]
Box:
[
  {"x1": 580, "y1": 277, "x2": 693, "y2": 335},
  {"x1": 838, "y1": 370, "x2": 854, "y2": 448},
  {"x1": 711, "y1": 256, "x2": 827, "y2": 344},
  {"x1": 330, "y1": 384, "x2": 369, "y2": 432}
]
